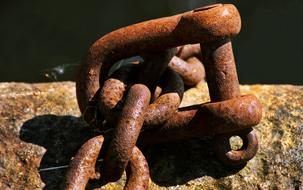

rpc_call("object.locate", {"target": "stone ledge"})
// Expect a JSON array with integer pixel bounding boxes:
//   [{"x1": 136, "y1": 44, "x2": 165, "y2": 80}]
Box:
[{"x1": 0, "y1": 82, "x2": 302, "y2": 189}]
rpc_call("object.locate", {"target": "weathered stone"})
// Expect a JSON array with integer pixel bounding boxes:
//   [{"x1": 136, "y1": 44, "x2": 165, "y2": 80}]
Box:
[{"x1": 0, "y1": 82, "x2": 302, "y2": 189}]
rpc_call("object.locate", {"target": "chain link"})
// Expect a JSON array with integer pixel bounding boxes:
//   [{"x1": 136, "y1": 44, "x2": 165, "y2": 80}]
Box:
[{"x1": 65, "y1": 3, "x2": 262, "y2": 189}]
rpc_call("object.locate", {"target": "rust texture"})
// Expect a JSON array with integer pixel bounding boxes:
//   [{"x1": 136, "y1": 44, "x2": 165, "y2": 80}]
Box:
[
  {"x1": 138, "y1": 95, "x2": 262, "y2": 146},
  {"x1": 176, "y1": 44, "x2": 202, "y2": 61},
  {"x1": 98, "y1": 51, "x2": 185, "y2": 127},
  {"x1": 65, "y1": 135, "x2": 104, "y2": 190},
  {"x1": 99, "y1": 78, "x2": 126, "y2": 119},
  {"x1": 65, "y1": 136, "x2": 150, "y2": 189},
  {"x1": 144, "y1": 68, "x2": 184, "y2": 126},
  {"x1": 169, "y1": 56, "x2": 205, "y2": 86},
  {"x1": 76, "y1": 4, "x2": 241, "y2": 112},
  {"x1": 201, "y1": 38, "x2": 240, "y2": 101},
  {"x1": 213, "y1": 129, "x2": 259, "y2": 166},
  {"x1": 138, "y1": 49, "x2": 183, "y2": 126},
  {"x1": 124, "y1": 147, "x2": 150, "y2": 190},
  {"x1": 201, "y1": 36, "x2": 260, "y2": 165},
  {"x1": 67, "y1": 3, "x2": 262, "y2": 189},
  {"x1": 100, "y1": 84, "x2": 150, "y2": 182}
]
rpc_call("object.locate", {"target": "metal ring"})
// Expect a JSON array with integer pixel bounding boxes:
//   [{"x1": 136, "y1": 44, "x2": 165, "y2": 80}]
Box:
[{"x1": 213, "y1": 128, "x2": 258, "y2": 166}]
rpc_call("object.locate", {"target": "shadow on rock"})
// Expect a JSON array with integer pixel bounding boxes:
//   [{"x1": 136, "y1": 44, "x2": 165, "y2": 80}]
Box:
[
  {"x1": 19, "y1": 114, "x2": 244, "y2": 189},
  {"x1": 143, "y1": 137, "x2": 244, "y2": 187},
  {"x1": 20, "y1": 114, "x2": 92, "y2": 190}
]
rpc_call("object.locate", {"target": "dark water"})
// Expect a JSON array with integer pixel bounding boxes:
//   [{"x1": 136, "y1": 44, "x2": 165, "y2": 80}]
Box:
[{"x1": 0, "y1": 0, "x2": 302, "y2": 84}]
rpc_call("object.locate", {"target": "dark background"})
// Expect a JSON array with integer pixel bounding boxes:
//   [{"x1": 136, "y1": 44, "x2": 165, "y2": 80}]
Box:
[{"x1": 0, "y1": 0, "x2": 302, "y2": 84}]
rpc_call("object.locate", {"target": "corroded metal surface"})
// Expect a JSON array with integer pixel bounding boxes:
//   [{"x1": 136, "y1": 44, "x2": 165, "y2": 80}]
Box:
[
  {"x1": 76, "y1": 3, "x2": 241, "y2": 112},
  {"x1": 169, "y1": 56, "x2": 205, "y2": 86},
  {"x1": 124, "y1": 147, "x2": 150, "y2": 190},
  {"x1": 138, "y1": 95, "x2": 262, "y2": 146},
  {"x1": 67, "y1": 3, "x2": 262, "y2": 189},
  {"x1": 101, "y1": 84, "x2": 150, "y2": 182},
  {"x1": 65, "y1": 135, "x2": 104, "y2": 190},
  {"x1": 213, "y1": 129, "x2": 259, "y2": 166}
]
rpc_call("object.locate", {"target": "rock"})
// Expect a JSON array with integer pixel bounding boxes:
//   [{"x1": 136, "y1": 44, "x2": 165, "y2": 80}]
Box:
[{"x1": 0, "y1": 82, "x2": 302, "y2": 189}]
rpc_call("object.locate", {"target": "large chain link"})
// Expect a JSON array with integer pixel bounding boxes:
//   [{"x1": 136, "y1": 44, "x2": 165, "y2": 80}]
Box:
[{"x1": 65, "y1": 3, "x2": 262, "y2": 189}]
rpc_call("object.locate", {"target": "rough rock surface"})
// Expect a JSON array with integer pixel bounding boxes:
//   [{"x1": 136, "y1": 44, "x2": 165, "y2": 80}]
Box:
[{"x1": 0, "y1": 82, "x2": 302, "y2": 190}]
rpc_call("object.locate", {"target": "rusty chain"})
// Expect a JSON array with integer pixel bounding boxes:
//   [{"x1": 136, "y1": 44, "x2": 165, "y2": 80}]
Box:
[{"x1": 65, "y1": 3, "x2": 262, "y2": 189}]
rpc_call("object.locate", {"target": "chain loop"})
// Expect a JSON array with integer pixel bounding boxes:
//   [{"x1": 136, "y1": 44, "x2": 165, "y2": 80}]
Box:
[
  {"x1": 66, "y1": 3, "x2": 262, "y2": 189},
  {"x1": 100, "y1": 84, "x2": 150, "y2": 182}
]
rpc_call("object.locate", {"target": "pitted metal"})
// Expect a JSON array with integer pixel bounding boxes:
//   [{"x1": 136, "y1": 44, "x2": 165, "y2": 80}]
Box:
[{"x1": 66, "y1": 3, "x2": 262, "y2": 190}]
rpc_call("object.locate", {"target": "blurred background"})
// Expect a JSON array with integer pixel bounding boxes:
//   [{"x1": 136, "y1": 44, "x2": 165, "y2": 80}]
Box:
[{"x1": 0, "y1": 0, "x2": 302, "y2": 84}]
